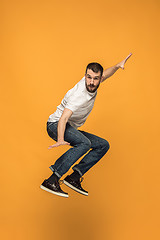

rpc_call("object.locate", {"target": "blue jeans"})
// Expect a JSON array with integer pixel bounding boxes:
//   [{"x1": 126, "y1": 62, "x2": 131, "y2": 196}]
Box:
[{"x1": 47, "y1": 121, "x2": 110, "y2": 178}]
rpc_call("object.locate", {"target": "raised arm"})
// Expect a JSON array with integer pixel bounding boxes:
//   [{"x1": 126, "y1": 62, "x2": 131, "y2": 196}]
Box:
[{"x1": 101, "y1": 53, "x2": 132, "y2": 83}]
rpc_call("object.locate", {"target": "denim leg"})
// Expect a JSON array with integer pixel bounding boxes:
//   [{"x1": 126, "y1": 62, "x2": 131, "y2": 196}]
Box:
[
  {"x1": 72, "y1": 130, "x2": 110, "y2": 176},
  {"x1": 46, "y1": 121, "x2": 92, "y2": 178}
]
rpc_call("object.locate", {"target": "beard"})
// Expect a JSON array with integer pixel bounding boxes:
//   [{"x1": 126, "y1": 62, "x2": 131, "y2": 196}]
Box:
[{"x1": 85, "y1": 80, "x2": 101, "y2": 93}]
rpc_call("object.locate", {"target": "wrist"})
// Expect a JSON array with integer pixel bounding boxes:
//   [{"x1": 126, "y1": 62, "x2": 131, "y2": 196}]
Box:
[{"x1": 115, "y1": 64, "x2": 120, "y2": 69}]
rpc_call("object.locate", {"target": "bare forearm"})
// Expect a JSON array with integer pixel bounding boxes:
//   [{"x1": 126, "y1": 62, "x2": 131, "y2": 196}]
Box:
[
  {"x1": 57, "y1": 118, "x2": 67, "y2": 142},
  {"x1": 102, "y1": 64, "x2": 119, "y2": 81},
  {"x1": 48, "y1": 110, "x2": 72, "y2": 149},
  {"x1": 102, "y1": 53, "x2": 132, "y2": 82}
]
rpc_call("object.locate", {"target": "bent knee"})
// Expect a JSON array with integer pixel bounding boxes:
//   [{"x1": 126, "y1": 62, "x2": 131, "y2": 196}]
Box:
[{"x1": 101, "y1": 139, "x2": 110, "y2": 151}]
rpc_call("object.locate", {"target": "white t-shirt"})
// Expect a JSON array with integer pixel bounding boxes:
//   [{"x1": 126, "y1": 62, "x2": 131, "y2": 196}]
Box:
[{"x1": 47, "y1": 76, "x2": 97, "y2": 129}]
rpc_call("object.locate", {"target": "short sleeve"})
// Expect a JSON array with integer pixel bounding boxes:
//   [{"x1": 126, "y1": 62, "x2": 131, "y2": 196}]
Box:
[{"x1": 65, "y1": 94, "x2": 84, "y2": 112}]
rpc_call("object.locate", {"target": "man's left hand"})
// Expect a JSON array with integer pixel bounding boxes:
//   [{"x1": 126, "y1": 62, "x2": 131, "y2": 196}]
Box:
[{"x1": 116, "y1": 53, "x2": 132, "y2": 69}]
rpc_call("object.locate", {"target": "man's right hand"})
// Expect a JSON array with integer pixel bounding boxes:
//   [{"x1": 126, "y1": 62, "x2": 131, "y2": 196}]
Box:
[{"x1": 48, "y1": 140, "x2": 70, "y2": 149}]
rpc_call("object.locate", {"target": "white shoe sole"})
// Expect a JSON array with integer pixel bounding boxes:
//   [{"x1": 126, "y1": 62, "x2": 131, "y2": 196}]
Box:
[
  {"x1": 40, "y1": 185, "x2": 69, "y2": 198},
  {"x1": 63, "y1": 180, "x2": 88, "y2": 196}
]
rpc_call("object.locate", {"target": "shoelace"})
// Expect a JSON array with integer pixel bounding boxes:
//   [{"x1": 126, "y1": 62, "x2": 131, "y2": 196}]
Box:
[
  {"x1": 59, "y1": 180, "x2": 64, "y2": 185},
  {"x1": 80, "y1": 177, "x2": 84, "y2": 183},
  {"x1": 58, "y1": 177, "x2": 84, "y2": 185}
]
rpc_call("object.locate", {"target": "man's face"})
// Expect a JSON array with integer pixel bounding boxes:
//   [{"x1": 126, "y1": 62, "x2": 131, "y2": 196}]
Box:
[{"x1": 85, "y1": 69, "x2": 102, "y2": 93}]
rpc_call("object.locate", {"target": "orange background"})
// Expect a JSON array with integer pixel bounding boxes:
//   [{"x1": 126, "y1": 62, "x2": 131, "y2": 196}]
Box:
[{"x1": 1, "y1": 0, "x2": 160, "y2": 239}]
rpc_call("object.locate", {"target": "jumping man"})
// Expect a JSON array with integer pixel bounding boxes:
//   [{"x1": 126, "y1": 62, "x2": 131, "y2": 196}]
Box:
[{"x1": 40, "y1": 53, "x2": 132, "y2": 197}]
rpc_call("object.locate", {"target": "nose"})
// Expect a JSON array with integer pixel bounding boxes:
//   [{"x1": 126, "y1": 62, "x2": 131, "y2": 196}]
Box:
[{"x1": 90, "y1": 77, "x2": 94, "y2": 84}]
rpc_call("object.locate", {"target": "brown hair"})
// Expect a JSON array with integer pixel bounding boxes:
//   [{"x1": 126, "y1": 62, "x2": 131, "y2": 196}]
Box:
[{"x1": 85, "y1": 62, "x2": 103, "y2": 77}]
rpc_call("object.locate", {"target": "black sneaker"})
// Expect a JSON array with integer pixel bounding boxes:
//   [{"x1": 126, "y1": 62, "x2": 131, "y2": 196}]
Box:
[
  {"x1": 63, "y1": 175, "x2": 88, "y2": 196},
  {"x1": 40, "y1": 179, "x2": 69, "y2": 198}
]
